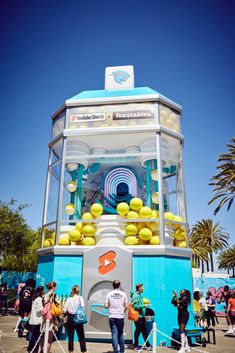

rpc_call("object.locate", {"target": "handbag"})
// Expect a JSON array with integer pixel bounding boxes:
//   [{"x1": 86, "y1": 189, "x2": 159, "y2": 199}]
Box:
[
  {"x1": 73, "y1": 296, "x2": 87, "y2": 325},
  {"x1": 51, "y1": 301, "x2": 62, "y2": 317},
  {"x1": 51, "y1": 294, "x2": 62, "y2": 317},
  {"x1": 128, "y1": 303, "x2": 139, "y2": 321}
]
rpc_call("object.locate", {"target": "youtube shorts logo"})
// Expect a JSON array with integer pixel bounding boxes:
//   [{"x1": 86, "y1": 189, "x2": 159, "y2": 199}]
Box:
[{"x1": 98, "y1": 251, "x2": 116, "y2": 275}]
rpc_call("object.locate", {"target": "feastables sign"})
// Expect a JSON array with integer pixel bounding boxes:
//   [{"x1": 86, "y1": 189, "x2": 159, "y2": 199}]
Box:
[
  {"x1": 70, "y1": 113, "x2": 106, "y2": 123},
  {"x1": 113, "y1": 110, "x2": 154, "y2": 120}
]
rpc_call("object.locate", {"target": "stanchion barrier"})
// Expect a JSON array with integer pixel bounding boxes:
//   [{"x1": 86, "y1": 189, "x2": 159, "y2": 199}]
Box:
[
  {"x1": 0, "y1": 344, "x2": 6, "y2": 353},
  {"x1": 152, "y1": 322, "x2": 157, "y2": 353},
  {"x1": 43, "y1": 319, "x2": 50, "y2": 353},
  {"x1": 7, "y1": 296, "x2": 17, "y2": 304},
  {"x1": 51, "y1": 327, "x2": 67, "y2": 353},
  {"x1": 0, "y1": 331, "x2": 7, "y2": 353},
  {"x1": 137, "y1": 328, "x2": 153, "y2": 353},
  {"x1": 29, "y1": 324, "x2": 46, "y2": 353},
  {"x1": 156, "y1": 327, "x2": 210, "y2": 353}
]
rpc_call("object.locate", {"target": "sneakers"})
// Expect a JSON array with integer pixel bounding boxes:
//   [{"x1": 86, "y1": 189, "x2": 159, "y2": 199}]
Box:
[
  {"x1": 177, "y1": 349, "x2": 185, "y2": 353},
  {"x1": 134, "y1": 347, "x2": 141, "y2": 351},
  {"x1": 225, "y1": 329, "x2": 234, "y2": 334},
  {"x1": 146, "y1": 347, "x2": 153, "y2": 351},
  {"x1": 185, "y1": 347, "x2": 191, "y2": 352}
]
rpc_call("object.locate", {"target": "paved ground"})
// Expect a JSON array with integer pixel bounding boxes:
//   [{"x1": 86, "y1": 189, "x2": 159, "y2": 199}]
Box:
[{"x1": 0, "y1": 314, "x2": 234, "y2": 353}]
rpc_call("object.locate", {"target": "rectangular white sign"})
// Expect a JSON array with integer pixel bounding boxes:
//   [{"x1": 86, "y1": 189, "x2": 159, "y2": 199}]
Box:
[
  {"x1": 105, "y1": 65, "x2": 134, "y2": 90},
  {"x1": 70, "y1": 113, "x2": 106, "y2": 123}
]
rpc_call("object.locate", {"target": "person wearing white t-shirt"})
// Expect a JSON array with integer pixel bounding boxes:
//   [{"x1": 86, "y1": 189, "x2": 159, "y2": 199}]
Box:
[
  {"x1": 105, "y1": 280, "x2": 128, "y2": 353},
  {"x1": 63, "y1": 285, "x2": 87, "y2": 353}
]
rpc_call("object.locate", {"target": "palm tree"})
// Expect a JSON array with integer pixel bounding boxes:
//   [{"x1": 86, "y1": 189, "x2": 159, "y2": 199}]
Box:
[
  {"x1": 189, "y1": 237, "x2": 210, "y2": 273},
  {"x1": 209, "y1": 137, "x2": 235, "y2": 215},
  {"x1": 190, "y1": 219, "x2": 229, "y2": 272},
  {"x1": 218, "y1": 245, "x2": 235, "y2": 276}
]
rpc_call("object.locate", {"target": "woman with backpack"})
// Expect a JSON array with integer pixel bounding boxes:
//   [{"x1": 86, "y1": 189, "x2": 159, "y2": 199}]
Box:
[
  {"x1": 27, "y1": 286, "x2": 44, "y2": 353},
  {"x1": 63, "y1": 285, "x2": 87, "y2": 353},
  {"x1": 38, "y1": 281, "x2": 61, "y2": 353}
]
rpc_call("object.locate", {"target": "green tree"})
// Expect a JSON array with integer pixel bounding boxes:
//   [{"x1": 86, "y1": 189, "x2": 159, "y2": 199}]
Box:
[
  {"x1": 190, "y1": 219, "x2": 229, "y2": 272},
  {"x1": 217, "y1": 245, "x2": 235, "y2": 276},
  {"x1": 0, "y1": 199, "x2": 41, "y2": 272},
  {"x1": 209, "y1": 137, "x2": 235, "y2": 215},
  {"x1": 189, "y1": 236, "x2": 210, "y2": 273}
]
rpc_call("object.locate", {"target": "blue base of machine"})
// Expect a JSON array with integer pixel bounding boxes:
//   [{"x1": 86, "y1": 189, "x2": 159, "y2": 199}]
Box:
[{"x1": 37, "y1": 251, "x2": 193, "y2": 346}]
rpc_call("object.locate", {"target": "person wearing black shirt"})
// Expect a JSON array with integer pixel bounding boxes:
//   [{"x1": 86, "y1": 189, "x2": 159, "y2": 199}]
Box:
[
  {"x1": 172, "y1": 289, "x2": 191, "y2": 353},
  {"x1": 221, "y1": 285, "x2": 233, "y2": 334},
  {"x1": 19, "y1": 278, "x2": 35, "y2": 318}
]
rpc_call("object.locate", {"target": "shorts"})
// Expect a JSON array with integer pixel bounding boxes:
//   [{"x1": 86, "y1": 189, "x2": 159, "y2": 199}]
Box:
[
  {"x1": 229, "y1": 310, "x2": 235, "y2": 324},
  {"x1": 178, "y1": 311, "x2": 189, "y2": 326}
]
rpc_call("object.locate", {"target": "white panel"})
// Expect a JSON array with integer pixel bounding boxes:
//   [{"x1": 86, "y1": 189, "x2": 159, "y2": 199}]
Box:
[{"x1": 105, "y1": 65, "x2": 134, "y2": 90}]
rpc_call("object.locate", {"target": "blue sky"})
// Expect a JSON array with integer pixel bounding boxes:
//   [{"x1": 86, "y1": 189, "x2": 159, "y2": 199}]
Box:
[{"x1": 1, "y1": 0, "x2": 234, "y2": 254}]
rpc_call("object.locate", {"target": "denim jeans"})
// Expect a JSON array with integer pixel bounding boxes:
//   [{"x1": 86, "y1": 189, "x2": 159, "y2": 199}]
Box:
[{"x1": 109, "y1": 318, "x2": 125, "y2": 353}]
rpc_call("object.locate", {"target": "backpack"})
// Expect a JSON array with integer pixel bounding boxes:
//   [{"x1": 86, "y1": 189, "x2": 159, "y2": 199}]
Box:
[
  {"x1": 128, "y1": 303, "x2": 139, "y2": 321},
  {"x1": 73, "y1": 296, "x2": 87, "y2": 325},
  {"x1": 42, "y1": 302, "x2": 52, "y2": 320}
]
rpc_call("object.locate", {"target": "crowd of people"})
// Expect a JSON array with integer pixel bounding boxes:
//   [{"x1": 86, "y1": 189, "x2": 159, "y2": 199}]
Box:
[
  {"x1": 193, "y1": 285, "x2": 235, "y2": 335},
  {"x1": 1, "y1": 279, "x2": 235, "y2": 353}
]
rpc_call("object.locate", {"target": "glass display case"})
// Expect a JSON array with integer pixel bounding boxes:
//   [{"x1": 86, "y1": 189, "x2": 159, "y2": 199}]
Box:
[{"x1": 41, "y1": 100, "x2": 187, "y2": 250}]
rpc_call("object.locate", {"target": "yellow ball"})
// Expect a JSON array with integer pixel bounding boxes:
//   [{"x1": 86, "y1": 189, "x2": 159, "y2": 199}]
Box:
[
  {"x1": 127, "y1": 211, "x2": 139, "y2": 219},
  {"x1": 139, "y1": 228, "x2": 152, "y2": 241},
  {"x1": 136, "y1": 222, "x2": 146, "y2": 231},
  {"x1": 146, "y1": 221, "x2": 159, "y2": 232},
  {"x1": 150, "y1": 235, "x2": 160, "y2": 245},
  {"x1": 43, "y1": 239, "x2": 52, "y2": 247},
  {"x1": 48, "y1": 238, "x2": 55, "y2": 246},
  {"x1": 124, "y1": 236, "x2": 139, "y2": 245},
  {"x1": 82, "y1": 225, "x2": 96, "y2": 237},
  {"x1": 125, "y1": 224, "x2": 138, "y2": 236},
  {"x1": 90, "y1": 203, "x2": 103, "y2": 217},
  {"x1": 130, "y1": 198, "x2": 143, "y2": 211},
  {"x1": 161, "y1": 109, "x2": 168, "y2": 118},
  {"x1": 164, "y1": 212, "x2": 175, "y2": 221},
  {"x1": 151, "y1": 192, "x2": 159, "y2": 204},
  {"x1": 66, "y1": 181, "x2": 77, "y2": 193},
  {"x1": 151, "y1": 210, "x2": 159, "y2": 219},
  {"x1": 82, "y1": 237, "x2": 96, "y2": 246},
  {"x1": 59, "y1": 237, "x2": 70, "y2": 245},
  {"x1": 139, "y1": 239, "x2": 149, "y2": 245},
  {"x1": 64, "y1": 203, "x2": 76, "y2": 215},
  {"x1": 76, "y1": 222, "x2": 83, "y2": 231},
  {"x1": 139, "y1": 206, "x2": 152, "y2": 219},
  {"x1": 82, "y1": 212, "x2": 94, "y2": 221},
  {"x1": 176, "y1": 240, "x2": 187, "y2": 248},
  {"x1": 173, "y1": 229, "x2": 186, "y2": 241},
  {"x1": 117, "y1": 202, "x2": 130, "y2": 216},
  {"x1": 143, "y1": 298, "x2": 150, "y2": 305},
  {"x1": 151, "y1": 169, "x2": 158, "y2": 181},
  {"x1": 173, "y1": 215, "x2": 184, "y2": 229},
  {"x1": 69, "y1": 229, "x2": 82, "y2": 242}
]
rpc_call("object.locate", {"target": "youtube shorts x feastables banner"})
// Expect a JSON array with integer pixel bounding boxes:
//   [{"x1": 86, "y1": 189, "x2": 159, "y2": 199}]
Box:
[{"x1": 193, "y1": 277, "x2": 235, "y2": 313}]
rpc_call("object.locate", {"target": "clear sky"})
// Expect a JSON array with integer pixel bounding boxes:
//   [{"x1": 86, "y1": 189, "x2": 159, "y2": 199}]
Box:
[{"x1": 1, "y1": 0, "x2": 234, "y2": 255}]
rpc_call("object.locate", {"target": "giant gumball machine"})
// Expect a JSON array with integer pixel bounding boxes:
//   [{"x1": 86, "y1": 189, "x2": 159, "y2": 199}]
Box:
[{"x1": 37, "y1": 66, "x2": 193, "y2": 345}]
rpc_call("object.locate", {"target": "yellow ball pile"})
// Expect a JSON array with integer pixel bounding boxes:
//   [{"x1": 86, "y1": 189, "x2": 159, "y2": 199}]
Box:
[
  {"x1": 43, "y1": 231, "x2": 55, "y2": 247},
  {"x1": 117, "y1": 198, "x2": 161, "y2": 246},
  {"x1": 58, "y1": 203, "x2": 103, "y2": 246}
]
